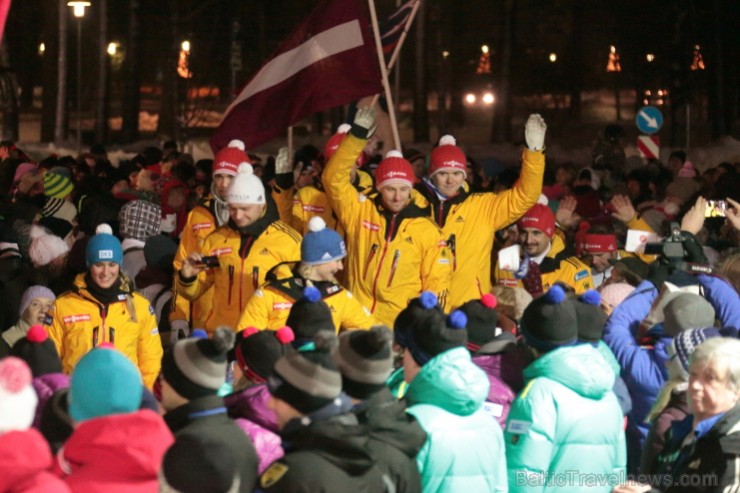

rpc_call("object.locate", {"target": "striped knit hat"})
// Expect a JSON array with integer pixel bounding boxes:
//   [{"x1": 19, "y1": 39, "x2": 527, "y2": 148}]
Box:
[
  {"x1": 671, "y1": 327, "x2": 722, "y2": 379},
  {"x1": 43, "y1": 171, "x2": 74, "y2": 199}
]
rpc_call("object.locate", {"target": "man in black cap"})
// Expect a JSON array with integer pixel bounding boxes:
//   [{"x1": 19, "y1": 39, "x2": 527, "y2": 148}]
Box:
[
  {"x1": 259, "y1": 331, "x2": 386, "y2": 492},
  {"x1": 334, "y1": 325, "x2": 427, "y2": 493},
  {"x1": 159, "y1": 327, "x2": 259, "y2": 493}
]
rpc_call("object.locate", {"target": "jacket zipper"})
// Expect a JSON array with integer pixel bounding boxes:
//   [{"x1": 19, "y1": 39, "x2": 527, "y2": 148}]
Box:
[
  {"x1": 370, "y1": 214, "x2": 397, "y2": 313},
  {"x1": 228, "y1": 265, "x2": 235, "y2": 305},
  {"x1": 448, "y1": 234, "x2": 457, "y2": 271},
  {"x1": 239, "y1": 236, "x2": 254, "y2": 308},
  {"x1": 100, "y1": 305, "x2": 108, "y2": 344},
  {"x1": 363, "y1": 244, "x2": 379, "y2": 279},
  {"x1": 437, "y1": 202, "x2": 445, "y2": 227},
  {"x1": 387, "y1": 250, "x2": 400, "y2": 288}
]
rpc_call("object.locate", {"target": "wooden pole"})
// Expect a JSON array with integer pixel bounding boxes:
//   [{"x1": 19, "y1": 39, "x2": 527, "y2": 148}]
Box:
[{"x1": 368, "y1": 0, "x2": 401, "y2": 150}]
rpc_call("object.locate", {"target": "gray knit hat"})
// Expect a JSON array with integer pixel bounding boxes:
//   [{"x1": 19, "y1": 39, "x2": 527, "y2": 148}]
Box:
[
  {"x1": 663, "y1": 293, "x2": 715, "y2": 337},
  {"x1": 268, "y1": 331, "x2": 342, "y2": 414},
  {"x1": 334, "y1": 326, "x2": 393, "y2": 399},
  {"x1": 161, "y1": 327, "x2": 235, "y2": 399}
]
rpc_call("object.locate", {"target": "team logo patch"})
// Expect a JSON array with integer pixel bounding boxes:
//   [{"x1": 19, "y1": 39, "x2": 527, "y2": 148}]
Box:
[
  {"x1": 211, "y1": 247, "x2": 232, "y2": 256},
  {"x1": 499, "y1": 278, "x2": 519, "y2": 287},
  {"x1": 438, "y1": 258, "x2": 450, "y2": 264},
  {"x1": 321, "y1": 252, "x2": 333, "y2": 260},
  {"x1": 362, "y1": 220, "x2": 380, "y2": 232},
  {"x1": 507, "y1": 419, "x2": 532, "y2": 435},
  {"x1": 326, "y1": 285, "x2": 340, "y2": 294},
  {"x1": 261, "y1": 462, "x2": 289, "y2": 488},
  {"x1": 575, "y1": 269, "x2": 589, "y2": 281},
  {"x1": 303, "y1": 205, "x2": 325, "y2": 213},
  {"x1": 99, "y1": 250, "x2": 113, "y2": 259},
  {"x1": 405, "y1": 237, "x2": 413, "y2": 244},
  {"x1": 260, "y1": 248, "x2": 270, "y2": 255},
  {"x1": 63, "y1": 314, "x2": 91, "y2": 324},
  {"x1": 273, "y1": 302, "x2": 293, "y2": 310},
  {"x1": 192, "y1": 222, "x2": 213, "y2": 231},
  {"x1": 455, "y1": 216, "x2": 465, "y2": 222}
]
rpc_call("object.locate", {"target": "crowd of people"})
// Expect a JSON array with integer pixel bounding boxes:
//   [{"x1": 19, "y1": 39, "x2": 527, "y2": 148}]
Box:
[{"x1": 1, "y1": 106, "x2": 740, "y2": 493}]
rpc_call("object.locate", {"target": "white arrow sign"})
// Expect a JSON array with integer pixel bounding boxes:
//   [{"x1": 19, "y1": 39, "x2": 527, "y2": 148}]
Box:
[{"x1": 638, "y1": 109, "x2": 659, "y2": 129}]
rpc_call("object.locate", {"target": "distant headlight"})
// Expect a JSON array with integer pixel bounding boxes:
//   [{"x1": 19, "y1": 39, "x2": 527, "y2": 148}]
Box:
[
  {"x1": 465, "y1": 93, "x2": 476, "y2": 104},
  {"x1": 482, "y1": 92, "x2": 495, "y2": 104}
]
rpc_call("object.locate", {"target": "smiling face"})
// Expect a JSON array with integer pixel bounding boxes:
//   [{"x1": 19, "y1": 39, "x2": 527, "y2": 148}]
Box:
[
  {"x1": 378, "y1": 183, "x2": 411, "y2": 213},
  {"x1": 89, "y1": 261, "x2": 120, "y2": 289},
  {"x1": 229, "y1": 203, "x2": 265, "y2": 228},
  {"x1": 519, "y1": 227, "x2": 550, "y2": 257},
  {"x1": 431, "y1": 170, "x2": 466, "y2": 197}
]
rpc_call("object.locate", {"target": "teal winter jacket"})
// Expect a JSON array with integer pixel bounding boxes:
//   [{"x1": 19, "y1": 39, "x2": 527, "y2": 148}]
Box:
[
  {"x1": 405, "y1": 347, "x2": 507, "y2": 493},
  {"x1": 505, "y1": 344, "x2": 626, "y2": 493}
]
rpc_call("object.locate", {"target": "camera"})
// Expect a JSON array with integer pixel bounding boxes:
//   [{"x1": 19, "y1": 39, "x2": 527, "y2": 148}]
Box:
[
  {"x1": 197, "y1": 255, "x2": 220, "y2": 268},
  {"x1": 644, "y1": 223, "x2": 686, "y2": 259},
  {"x1": 644, "y1": 222, "x2": 714, "y2": 275}
]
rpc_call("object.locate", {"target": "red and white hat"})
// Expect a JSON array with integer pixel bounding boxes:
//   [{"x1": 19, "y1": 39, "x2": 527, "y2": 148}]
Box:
[
  {"x1": 324, "y1": 124, "x2": 352, "y2": 162},
  {"x1": 213, "y1": 139, "x2": 248, "y2": 177},
  {"x1": 375, "y1": 151, "x2": 414, "y2": 190},
  {"x1": 0, "y1": 357, "x2": 38, "y2": 433},
  {"x1": 429, "y1": 135, "x2": 467, "y2": 178},
  {"x1": 581, "y1": 234, "x2": 618, "y2": 254},
  {"x1": 518, "y1": 204, "x2": 555, "y2": 237}
]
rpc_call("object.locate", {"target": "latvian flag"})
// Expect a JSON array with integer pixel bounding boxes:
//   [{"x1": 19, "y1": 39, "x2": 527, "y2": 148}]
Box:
[{"x1": 378, "y1": 0, "x2": 416, "y2": 65}]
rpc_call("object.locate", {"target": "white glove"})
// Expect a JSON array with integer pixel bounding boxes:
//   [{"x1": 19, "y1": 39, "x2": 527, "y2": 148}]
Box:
[
  {"x1": 170, "y1": 319, "x2": 191, "y2": 345},
  {"x1": 275, "y1": 147, "x2": 291, "y2": 175},
  {"x1": 525, "y1": 114, "x2": 547, "y2": 151},
  {"x1": 352, "y1": 107, "x2": 377, "y2": 139}
]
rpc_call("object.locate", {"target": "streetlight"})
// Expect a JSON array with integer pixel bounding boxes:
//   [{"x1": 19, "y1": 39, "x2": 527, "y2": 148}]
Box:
[
  {"x1": 646, "y1": 53, "x2": 655, "y2": 62},
  {"x1": 549, "y1": 53, "x2": 557, "y2": 63},
  {"x1": 107, "y1": 42, "x2": 119, "y2": 56},
  {"x1": 68, "y1": 1, "x2": 90, "y2": 155}
]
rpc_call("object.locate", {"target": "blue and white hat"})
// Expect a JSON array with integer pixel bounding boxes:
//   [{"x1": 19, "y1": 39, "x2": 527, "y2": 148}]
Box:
[
  {"x1": 301, "y1": 217, "x2": 346, "y2": 265},
  {"x1": 86, "y1": 223, "x2": 123, "y2": 266}
]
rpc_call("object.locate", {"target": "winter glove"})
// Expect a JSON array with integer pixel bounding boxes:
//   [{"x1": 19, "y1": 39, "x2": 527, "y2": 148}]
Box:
[
  {"x1": 350, "y1": 107, "x2": 377, "y2": 140},
  {"x1": 170, "y1": 319, "x2": 191, "y2": 345},
  {"x1": 525, "y1": 113, "x2": 547, "y2": 151},
  {"x1": 275, "y1": 147, "x2": 291, "y2": 175}
]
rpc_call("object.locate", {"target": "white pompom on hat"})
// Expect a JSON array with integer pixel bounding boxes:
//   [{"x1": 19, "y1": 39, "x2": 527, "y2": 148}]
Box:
[
  {"x1": 225, "y1": 162, "x2": 266, "y2": 205},
  {"x1": 29, "y1": 233, "x2": 70, "y2": 268},
  {"x1": 429, "y1": 134, "x2": 467, "y2": 178},
  {"x1": 375, "y1": 150, "x2": 414, "y2": 190},
  {"x1": 0, "y1": 357, "x2": 38, "y2": 433},
  {"x1": 301, "y1": 217, "x2": 346, "y2": 265}
]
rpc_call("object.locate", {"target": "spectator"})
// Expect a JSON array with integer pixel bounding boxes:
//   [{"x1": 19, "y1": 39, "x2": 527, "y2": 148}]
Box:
[
  {"x1": 160, "y1": 327, "x2": 259, "y2": 492},
  {"x1": 395, "y1": 292, "x2": 507, "y2": 492},
  {"x1": 45, "y1": 224, "x2": 163, "y2": 388},
  {"x1": 118, "y1": 200, "x2": 162, "y2": 285},
  {"x1": 1, "y1": 286, "x2": 55, "y2": 355}
]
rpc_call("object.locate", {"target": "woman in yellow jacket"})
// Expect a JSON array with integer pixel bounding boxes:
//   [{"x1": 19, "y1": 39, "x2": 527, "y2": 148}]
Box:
[
  {"x1": 177, "y1": 162, "x2": 302, "y2": 333},
  {"x1": 45, "y1": 224, "x2": 163, "y2": 388},
  {"x1": 237, "y1": 216, "x2": 375, "y2": 332}
]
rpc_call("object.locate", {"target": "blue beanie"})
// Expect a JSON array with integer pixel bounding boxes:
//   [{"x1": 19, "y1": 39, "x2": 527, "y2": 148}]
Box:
[
  {"x1": 86, "y1": 223, "x2": 123, "y2": 267},
  {"x1": 69, "y1": 347, "x2": 143, "y2": 422},
  {"x1": 301, "y1": 217, "x2": 346, "y2": 265}
]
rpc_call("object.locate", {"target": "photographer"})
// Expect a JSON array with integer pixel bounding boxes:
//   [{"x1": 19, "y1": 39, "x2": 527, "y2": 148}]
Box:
[{"x1": 602, "y1": 196, "x2": 740, "y2": 473}]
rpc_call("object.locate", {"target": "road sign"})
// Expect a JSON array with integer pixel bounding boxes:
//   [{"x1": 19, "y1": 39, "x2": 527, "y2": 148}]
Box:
[
  {"x1": 636, "y1": 106, "x2": 663, "y2": 135},
  {"x1": 637, "y1": 135, "x2": 660, "y2": 160}
]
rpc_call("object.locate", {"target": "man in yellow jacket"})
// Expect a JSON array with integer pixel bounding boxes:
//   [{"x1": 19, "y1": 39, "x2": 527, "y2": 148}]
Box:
[
  {"x1": 495, "y1": 204, "x2": 593, "y2": 294},
  {"x1": 414, "y1": 115, "x2": 546, "y2": 309},
  {"x1": 176, "y1": 162, "x2": 301, "y2": 333},
  {"x1": 170, "y1": 139, "x2": 247, "y2": 338},
  {"x1": 322, "y1": 108, "x2": 451, "y2": 326}
]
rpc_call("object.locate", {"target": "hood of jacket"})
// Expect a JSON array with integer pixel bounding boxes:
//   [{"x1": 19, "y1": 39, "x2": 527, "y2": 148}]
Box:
[
  {"x1": 0, "y1": 428, "x2": 54, "y2": 490},
  {"x1": 59, "y1": 409, "x2": 173, "y2": 479},
  {"x1": 405, "y1": 347, "x2": 489, "y2": 416},
  {"x1": 282, "y1": 412, "x2": 376, "y2": 476},
  {"x1": 524, "y1": 344, "x2": 615, "y2": 399},
  {"x1": 355, "y1": 387, "x2": 427, "y2": 458},
  {"x1": 224, "y1": 384, "x2": 278, "y2": 433}
]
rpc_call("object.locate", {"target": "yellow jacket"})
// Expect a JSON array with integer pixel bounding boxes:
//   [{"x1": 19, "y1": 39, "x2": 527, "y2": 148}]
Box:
[
  {"x1": 415, "y1": 149, "x2": 544, "y2": 309},
  {"x1": 176, "y1": 213, "x2": 302, "y2": 332},
  {"x1": 45, "y1": 273, "x2": 163, "y2": 388},
  {"x1": 322, "y1": 134, "x2": 451, "y2": 326},
  {"x1": 236, "y1": 268, "x2": 375, "y2": 332},
  {"x1": 292, "y1": 171, "x2": 374, "y2": 234},
  {"x1": 172, "y1": 200, "x2": 219, "y2": 329},
  {"x1": 494, "y1": 235, "x2": 594, "y2": 294}
]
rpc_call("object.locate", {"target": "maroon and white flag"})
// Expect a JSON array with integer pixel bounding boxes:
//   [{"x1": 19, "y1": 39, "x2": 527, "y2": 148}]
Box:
[{"x1": 211, "y1": 0, "x2": 382, "y2": 152}]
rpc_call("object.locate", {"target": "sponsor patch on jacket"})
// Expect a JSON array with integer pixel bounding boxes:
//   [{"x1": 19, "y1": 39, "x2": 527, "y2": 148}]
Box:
[
  {"x1": 210, "y1": 247, "x2": 233, "y2": 256},
  {"x1": 63, "y1": 314, "x2": 91, "y2": 324},
  {"x1": 499, "y1": 278, "x2": 519, "y2": 287},
  {"x1": 437, "y1": 240, "x2": 447, "y2": 248},
  {"x1": 362, "y1": 220, "x2": 380, "y2": 232},
  {"x1": 574, "y1": 269, "x2": 589, "y2": 281},
  {"x1": 261, "y1": 462, "x2": 289, "y2": 488},
  {"x1": 192, "y1": 222, "x2": 213, "y2": 231},
  {"x1": 483, "y1": 402, "x2": 504, "y2": 418},
  {"x1": 273, "y1": 302, "x2": 293, "y2": 310},
  {"x1": 118, "y1": 294, "x2": 127, "y2": 301},
  {"x1": 507, "y1": 419, "x2": 532, "y2": 435},
  {"x1": 438, "y1": 258, "x2": 450, "y2": 264},
  {"x1": 151, "y1": 328, "x2": 159, "y2": 335},
  {"x1": 302, "y1": 205, "x2": 325, "y2": 213}
]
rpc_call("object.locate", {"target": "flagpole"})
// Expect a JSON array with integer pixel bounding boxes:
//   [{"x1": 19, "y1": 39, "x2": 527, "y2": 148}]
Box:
[
  {"x1": 386, "y1": 0, "x2": 421, "y2": 73},
  {"x1": 368, "y1": 0, "x2": 402, "y2": 150},
  {"x1": 287, "y1": 125, "x2": 294, "y2": 166}
]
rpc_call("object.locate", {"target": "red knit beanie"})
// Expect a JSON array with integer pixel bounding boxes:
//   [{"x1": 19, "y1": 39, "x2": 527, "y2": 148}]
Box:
[
  {"x1": 518, "y1": 204, "x2": 555, "y2": 237},
  {"x1": 429, "y1": 135, "x2": 467, "y2": 177},
  {"x1": 213, "y1": 140, "x2": 248, "y2": 177},
  {"x1": 375, "y1": 151, "x2": 414, "y2": 189}
]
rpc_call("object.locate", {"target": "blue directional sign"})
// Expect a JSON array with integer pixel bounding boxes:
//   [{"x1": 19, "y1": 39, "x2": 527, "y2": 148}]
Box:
[{"x1": 636, "y1": 106, "x2": 663, "y2": 135}]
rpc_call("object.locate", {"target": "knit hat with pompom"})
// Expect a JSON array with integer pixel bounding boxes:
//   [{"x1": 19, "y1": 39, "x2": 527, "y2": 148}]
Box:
[
  {"x1": 86, "y1": 223, "x2": 123, "y2": 266},
  {"x1": 520, "y1": 285, "x2": 578, "y2": 352},
  {"x1": 301, "y1": 217, "x2": 346, "y2": 265},
  {"x1": 429, "y1": 135, "x2": 467, "y2": 178},
  {"x1": 457, "y1": 293, "x2": 499, "y2": 352},
  {"x1": 335, "y1": 325, "x2": 394, "y2": 399},
  {"x1": 234, "y1": 326, "x2": 295, "y2": 383},
  {"x1": 225, "y1": 162, "x2": 265, "y2": 205},
  {"x1": 213, "y1": 139, "x2": 248, "y2": 177},
  {"x1": 375, "y1": 150, "x2": 414, "y2": 189},
  {"x1": 0, "y1": 357, "x2": 38, "y2": 433},
  {"x1": 286, "y1": 286, "x2": 335, "y2": 346}
]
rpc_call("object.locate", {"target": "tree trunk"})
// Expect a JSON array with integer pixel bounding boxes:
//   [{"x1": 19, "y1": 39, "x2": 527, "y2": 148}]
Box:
[
  {"x1": 121, "y1": 0, "x2": 141, "y2": 143},
  {"x1": 94, "y1": 0, "x2": 108, "y2": 144},
  {"x1": 412, "y1": 0, "x2": 429, "y2": 143}
]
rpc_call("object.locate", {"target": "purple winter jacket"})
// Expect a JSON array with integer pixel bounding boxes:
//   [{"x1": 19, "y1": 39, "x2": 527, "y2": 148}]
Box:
[
  {"x1": 471, "y1": 349, "x2": 529, "y2": 428},
  {"x1": 224, "y1": 384, "x2": 283, "y2": 474},
  {"x1": 31, "y1": 373, "x2": 70, "y2": 429}
]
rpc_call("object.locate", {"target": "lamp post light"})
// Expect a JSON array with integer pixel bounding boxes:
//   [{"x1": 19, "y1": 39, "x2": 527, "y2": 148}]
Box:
[{"x1": 68, "y1": 1, "x2": 90, "y2": 155}]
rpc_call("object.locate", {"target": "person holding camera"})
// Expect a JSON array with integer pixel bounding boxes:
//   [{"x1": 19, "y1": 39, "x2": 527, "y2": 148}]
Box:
[{"x1": 176, "y1": 162, "x2": 301, "y2": 334}]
